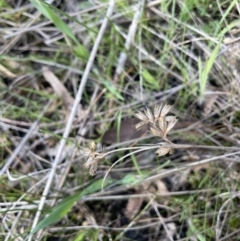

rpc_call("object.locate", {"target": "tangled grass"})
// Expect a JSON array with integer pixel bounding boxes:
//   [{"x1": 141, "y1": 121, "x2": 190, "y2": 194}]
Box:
[{"x1": 1, "y1": 0, "x2": 240, "y2": 240}]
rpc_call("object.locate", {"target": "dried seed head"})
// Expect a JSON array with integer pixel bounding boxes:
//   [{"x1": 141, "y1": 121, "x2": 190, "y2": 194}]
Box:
[
  {"x1": 165, "y1": 118, "x2": 178, "y2": 135},
  {"x1": 83, "y1": 141, "x2": 96, "y2": 158},
  {"x1": 156, "y1": 147, "x2": 172, "y2": 156},
  {"x1": 160, "y1": 104, "x2": 172, "y2": 117},
  {"x1": 134, "y1": 104, "x2": 177, "y2": 142},
  {"x1": 84, "y1": 154, "x2": 105, "y2": 176},
  {"x1": 134, "y1": 111, "x2": 148, "y2": 122},
  {"x1": 85, "y1": 154, "x2": 105, "y2": 176},
  {"x1": 134, "y1": 111, "x2": 149, "y2": 130},
  {"x1": 154, "y1": 104, "x2": 162, "y2": 118},
  {"x1": 158, "y1": 116, "x2": 167, "y2": 134},
  {"x1": 150, "y1": 126, "x2": 163, "y2": 137},
  {"x1": 89, "y1": 163, "x2": 98, "y2": 176},
  {"x1": 144, "y1": 108, "x2": 154, "y2": 123},
  {"x1": 83, "y1": 142, "x2": 105, "y2": 176},
  {"x1": 134, "y1": 121, "x2": 147, "y2": 130},
  {"x1": 84, "y1": 156, "x2": 95, "y2": 168},
  {"x1": 89, "y1": 141, "x2": 96, "y2": 151},
  {"x1": 165, "y1": 116, "x2": 177, "y2": 122}
]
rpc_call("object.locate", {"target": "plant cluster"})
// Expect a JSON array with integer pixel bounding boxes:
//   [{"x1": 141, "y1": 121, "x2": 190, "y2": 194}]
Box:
[
  {"x1": 84, "y1": 104, "x2": 178, "y2": 176},
  {"x1": 134, "y1": 104, "x2": 178, "y2": 156}
]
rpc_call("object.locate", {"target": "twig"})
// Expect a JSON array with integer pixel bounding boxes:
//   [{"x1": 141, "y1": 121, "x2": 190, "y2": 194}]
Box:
[
  {"x1": 114, "y1": 2, "x2": 144, "y2": 81},
  {"x1": 145, "y1": 151, "x2": 240, "y2": 183},
  {"x1": 138, "y1": 0, "x2": 146, "y2": 100},
  {"x1": 29, "y1": 0, "x2": 116, "y2": 239}
]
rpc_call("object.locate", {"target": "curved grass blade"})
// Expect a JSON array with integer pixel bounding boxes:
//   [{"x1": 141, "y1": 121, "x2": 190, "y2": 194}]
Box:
[
  {"x1": 31, "y1": 0, "x2": 89, "y2": 59},
  {"x1": 24, "y1": 178, "x2": 113, "y2": 240}
]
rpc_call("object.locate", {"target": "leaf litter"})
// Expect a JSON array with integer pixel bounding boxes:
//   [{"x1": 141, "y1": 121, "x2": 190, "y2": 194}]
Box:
[{"x1": 1, "y1": 1, "x2": 240, "y2": 241}]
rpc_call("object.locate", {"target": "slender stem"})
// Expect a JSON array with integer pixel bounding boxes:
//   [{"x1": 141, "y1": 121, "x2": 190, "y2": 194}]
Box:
[{"x1": 100, "y1": 143, "x2": 240, "y2": 158}]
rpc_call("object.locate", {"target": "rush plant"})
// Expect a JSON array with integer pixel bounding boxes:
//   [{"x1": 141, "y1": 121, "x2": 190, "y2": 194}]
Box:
[{"x1": 84, "y1": 104, "x2": 178, "y2": 176}]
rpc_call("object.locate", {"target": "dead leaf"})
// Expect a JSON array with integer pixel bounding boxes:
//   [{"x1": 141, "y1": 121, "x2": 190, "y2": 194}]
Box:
[
  {"x1": 42, "y1": 67, "x2": 86, "y2": 121},
  {"x1": 42, "y1": 66, "x2": 75, "y2": 109},
  {"x1": 102, "y1": 117, "x2": 196, "y2": 144},
  {"x1": 124, "y1": 190, "x2": 144, "y2": 220},
  {"x1": 102, "y1": 118, "x2": 147, "y2": 144},
  {"x1": 155, "y1": 180, "x2": 169, "y2": 194},
  {"x1": 203, "y1": 93, "x2": 218, "y2": 116}
]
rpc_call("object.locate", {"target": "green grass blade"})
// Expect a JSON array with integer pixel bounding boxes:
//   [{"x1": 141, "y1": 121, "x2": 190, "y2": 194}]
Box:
[
  {"x1": 44, "y1": 1, "x2": 98, "y2": 34},
  {"x1": 141, "y1": 69, "x2": 159, "y2": 89},
  {"x1": 199, "y1": 40, "x2": 221, "y2": 99},
  {"x1": 213, "y1": 0, "x2": 238, "y2": 36},
  {"x1": 116, "y1": 110, "x2": 122, "y2": 143},
  {"x1": 24, "y1": 178, "x2": 113, "y2": 240},
  {"x1": 30, "y1": 0, "x2": 89, "y2": 58}
]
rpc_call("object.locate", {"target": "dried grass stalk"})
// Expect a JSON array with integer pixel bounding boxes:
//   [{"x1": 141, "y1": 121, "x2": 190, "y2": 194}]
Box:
[{"x1": 84, "y1": 104, "x2": 178, "y2": 176}]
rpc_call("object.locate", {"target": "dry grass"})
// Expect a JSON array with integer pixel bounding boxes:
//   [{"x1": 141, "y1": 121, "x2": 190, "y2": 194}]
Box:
[{"x1": 1, "y1": 0, "x2": 240, "y2": 241}]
